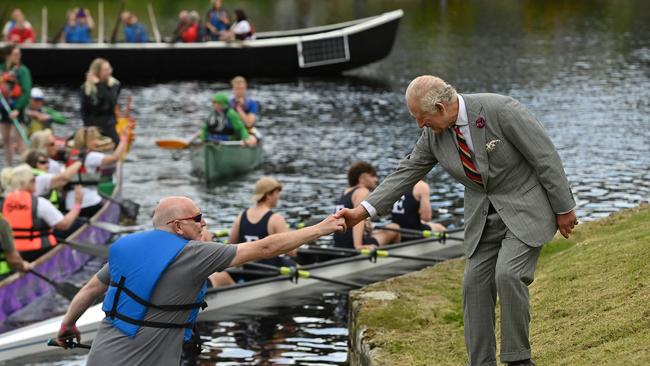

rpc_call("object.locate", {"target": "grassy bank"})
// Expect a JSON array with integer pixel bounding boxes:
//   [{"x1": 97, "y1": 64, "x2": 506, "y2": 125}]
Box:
[{"x1": 352, "y1": 205, "x2": 650, "y2": 365}]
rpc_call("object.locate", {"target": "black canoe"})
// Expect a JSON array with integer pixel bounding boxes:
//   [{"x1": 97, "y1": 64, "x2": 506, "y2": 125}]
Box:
[{"x1": 13, "y1": 10, "x2": 403, "y2": 80}]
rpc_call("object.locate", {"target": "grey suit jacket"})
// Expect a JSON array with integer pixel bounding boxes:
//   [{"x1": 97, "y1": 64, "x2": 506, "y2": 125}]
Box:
[{"x1": 366, "y1": 93, "x2": 575, "y2": 256}]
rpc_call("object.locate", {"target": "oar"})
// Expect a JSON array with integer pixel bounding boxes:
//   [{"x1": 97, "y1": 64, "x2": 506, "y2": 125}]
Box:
[
  {"x1": 84, "y1": 219, "x2": 147, "y2": 235},
  {"x1": 47, "y1": 338, "x2": 91, "y2": 350},
  {"x1": 29, "y1": 270, "x2": 81, "y2": 301},
  {"x1": 59, "y1": 239, "x2": 109, "y2": 258},
  {"x1": 98, "y1": 192, "x2": 140, "y2": 221},
  {"x1": 306, "y1": 245, "x2": 448, "y2": 263},
  {"x1": 374, "y1": 226, "x2": 455, "y2": 241},
  {"x1": 244, "y1": 261, "x2": 363, "y2": 288},
  {"x1": 0, "y1": 93, "x2": 30, "y2": 147}
]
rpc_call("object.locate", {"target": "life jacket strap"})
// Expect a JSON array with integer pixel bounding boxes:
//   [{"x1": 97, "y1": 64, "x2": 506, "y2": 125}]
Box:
[
  {"x1": 109, "y1": 279, "x2": 208, "y2": 311},
  {"x1": 104, "y1": 311, "x2": 194, "y2": 329}
]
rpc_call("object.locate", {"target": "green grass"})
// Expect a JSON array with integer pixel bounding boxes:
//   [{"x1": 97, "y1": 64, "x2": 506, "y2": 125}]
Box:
[{"x1": 352, "y1": 205, "x2": 650, "y2": 365}]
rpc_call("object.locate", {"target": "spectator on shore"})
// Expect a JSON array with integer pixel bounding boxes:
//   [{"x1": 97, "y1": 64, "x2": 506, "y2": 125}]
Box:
[
  {"x1": 7, "y1": 12, "x2": 34, "y2": 44},
  {"x1": 181, "y1": 11, "x2": 202, "y2": 43},
  {"x1": 2, "y1": 9, "x2": 32, "y2": 42},
  {"x1": 205, "y1": 0, "x2": 230, "y2": 41},
  {"x1": 121, "y1": 11, "x2": 148, "y2": 43},
  {"x1": 220, "y1": 9, "x2": 255, "y2": 41},
  {"x1": 63, "y1": 8, "x2": 94, "y2": 44}
]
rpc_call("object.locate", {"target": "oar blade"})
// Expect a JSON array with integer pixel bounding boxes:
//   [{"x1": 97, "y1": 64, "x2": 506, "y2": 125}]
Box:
[
  {"x1": 155, "y1": 139, "x2": 189, "y2": 150},
  {"x1": 59, "y1": 282, "x2": 82, "y2": 301},
  {"x1": 118, "y1": 199, "x2": 140, "y2": 221}
]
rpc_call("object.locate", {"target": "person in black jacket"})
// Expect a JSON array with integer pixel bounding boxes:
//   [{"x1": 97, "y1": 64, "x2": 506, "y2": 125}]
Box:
[{"x1": 80, "y1": 58, "x2": 120, "y2": 144}]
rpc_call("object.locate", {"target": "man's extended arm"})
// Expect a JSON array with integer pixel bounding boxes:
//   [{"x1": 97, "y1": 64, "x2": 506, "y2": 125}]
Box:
[
  {"x1": 56, "y1": 274, "x2": 108, "y2": 346},
  {"x1": 229, "y1": 215, "x2": 345, "y2": 267}
]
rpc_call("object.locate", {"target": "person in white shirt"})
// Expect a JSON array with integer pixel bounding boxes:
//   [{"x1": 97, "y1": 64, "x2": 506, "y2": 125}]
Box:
[
  {"x1": 66, "y1": 126, "x2": 131, "y2": 217},
  {"x1": 220, "y1": 9, "x2": 255, "y2": 41},
  {"x1": 24, "y1": 150, "x2": 82, "y2": 210},
  {"x1": 29, "y1": 129, "x2": 65, "y2": 174}
]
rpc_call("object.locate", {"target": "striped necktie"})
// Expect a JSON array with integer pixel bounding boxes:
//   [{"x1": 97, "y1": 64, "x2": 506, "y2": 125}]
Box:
[{"x1": 452, "y1": 126, "x2": 483, "y2": 186}]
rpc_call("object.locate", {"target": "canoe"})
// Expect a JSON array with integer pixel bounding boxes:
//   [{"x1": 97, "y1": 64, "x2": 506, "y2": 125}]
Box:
[
  {"x1": 190, "y1": 141, "x2": 263, "y2": 182},
  {"x1": 11, "y1": 10, "x2": 403, "y2": 80},
  {"x1": 0, "y1": 163, "x2": 123, "y2": 324},
  {"x1": 0, "y1": 229, "x2": 464, "y2": 362}
]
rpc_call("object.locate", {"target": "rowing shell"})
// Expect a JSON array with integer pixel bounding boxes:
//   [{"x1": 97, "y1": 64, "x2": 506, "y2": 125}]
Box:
[{"x1": 0, "y1": 229, "x2": 464, "y2": 362}]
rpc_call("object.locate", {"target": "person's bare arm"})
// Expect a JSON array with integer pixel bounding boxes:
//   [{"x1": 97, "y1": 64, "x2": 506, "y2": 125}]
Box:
[
  {"x1": 269, "y1": 213, "x2": 296, "y2": 256},
  {"x1": 414, "y1": 181, "x2": 433, "y2": 222},
  {"x1": 54, "y1": 186, "x2": 83, "y2": 230},
  {"x1": 56, "y1": 274, "x2": 108, "y2": 346},
  {"x1": 49, "y1": 161, "x2": 82, "y2": 189},
  {"x1": 100, "y1": 136, "x2": 129, "y2": 166},
  {"x1": 5, "y1": 250, "x2": 30, "y2": 272},
  {"x1": 227, "y1": 214, "x2": 242, "y2": 244},
  {"x1": 229, "y1": 215, "x2": 345, "y2": 267}
]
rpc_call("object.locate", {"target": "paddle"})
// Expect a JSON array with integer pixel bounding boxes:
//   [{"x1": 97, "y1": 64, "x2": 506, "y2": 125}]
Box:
[
  {"x1": 0, "y1": 93, "x2": 30, "y2": 147},
  {"x1": 155, "y1": 138, "x2": 191, "y2": 150},
  {"x1": 98, "y1": 192, "x2": 140, "y2": 221},
  {"x1": 78, "y1": 218, "x2": 147, "y2": 235},
  {"x1": 47, "y1": 338, "x2": 91, "y2": 350},
  {"x1": 59, "y1": 239, "x2": 109, "y2": 258},
  {"x1": 306, "y1": 245, "x2": 448, "y2": 263},
  {"x1": 373, "y1": 226, "x2": 456, "y2": 241},
  {"x1": 29, "y1": 270, "x2": 81, "y2": 301},
  {"x1": 244, "y1": 261, "x2": 363, "y2": 288}
]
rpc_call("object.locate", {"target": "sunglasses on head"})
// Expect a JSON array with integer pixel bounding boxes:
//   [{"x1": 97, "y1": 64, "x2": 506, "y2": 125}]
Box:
[{"x1": 166, "y1": 213, "x2": 202, "y2": 225}]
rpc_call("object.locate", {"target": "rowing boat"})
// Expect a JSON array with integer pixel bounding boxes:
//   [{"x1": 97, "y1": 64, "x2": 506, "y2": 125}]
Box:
[
  {"x1": 0, "y1": 163, "x2": 123, "y2": 324},
  {"x1": 13, "y1": 10, "x2": 403, "y2": 80},
  {"x1": 0, "y1": 229, "x2": 464, "y2": 362},
  {"x1": 190, "y1": 141, "x2": 264, "y2": 182}
]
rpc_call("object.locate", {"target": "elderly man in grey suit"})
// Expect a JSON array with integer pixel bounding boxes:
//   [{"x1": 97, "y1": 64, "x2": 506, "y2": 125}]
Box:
[{"x1": 335, "y1": 75, "x2": 578, "y2": 366}]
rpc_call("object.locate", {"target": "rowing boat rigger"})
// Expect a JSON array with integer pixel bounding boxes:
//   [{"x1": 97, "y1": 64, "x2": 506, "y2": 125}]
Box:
[{"x1": 0, "y1": 229, "x2": 464, "y2": 362}]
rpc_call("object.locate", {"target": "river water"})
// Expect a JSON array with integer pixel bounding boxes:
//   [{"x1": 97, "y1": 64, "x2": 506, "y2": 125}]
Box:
[{"x1": 2, "y1": 0, "x2": 650, "y2": 364}]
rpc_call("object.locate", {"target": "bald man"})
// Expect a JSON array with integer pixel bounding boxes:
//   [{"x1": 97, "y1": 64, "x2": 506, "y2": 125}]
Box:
[
  {"x1": 56, "y1": 196, "x2": 345, "y2": 366},
  {"x1": 336, "y1": 76, "x2": 576, "y2": 366}
]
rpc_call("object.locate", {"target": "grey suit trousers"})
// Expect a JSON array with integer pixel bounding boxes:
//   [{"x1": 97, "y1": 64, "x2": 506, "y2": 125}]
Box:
[{"x1": 463, "y1": 210, "x2": 541, "y2": 366}]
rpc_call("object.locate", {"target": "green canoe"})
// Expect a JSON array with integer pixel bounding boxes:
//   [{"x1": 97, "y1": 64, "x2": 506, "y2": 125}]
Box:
[{"x1": 190, "y1": 141, "x2": 264, "y2": 181}]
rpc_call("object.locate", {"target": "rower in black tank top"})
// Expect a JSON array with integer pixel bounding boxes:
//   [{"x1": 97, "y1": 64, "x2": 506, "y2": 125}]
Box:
[
  {"x1": 333, "y1": 188, "x2": 378, "y2": 248},
  {"x1": 238, "y1": 209, "x2": 292, "y2": 267},
  {"x1": 391, "y1": 191, "x2": 431, "y2": 231}
]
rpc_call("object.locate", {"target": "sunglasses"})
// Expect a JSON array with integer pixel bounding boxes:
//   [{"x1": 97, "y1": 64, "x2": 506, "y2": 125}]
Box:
[
  {"x1": 37, "y1": 160, "x2": 49, "y2": 164},
  {"x1": 166, "y1": 213, "x2": 202, "y2": 225}
]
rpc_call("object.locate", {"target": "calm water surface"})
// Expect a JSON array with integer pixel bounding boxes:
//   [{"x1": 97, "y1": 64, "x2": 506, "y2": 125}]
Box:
[{"x1": 2, "y1": 0, "x2": 650, "y2": 364}]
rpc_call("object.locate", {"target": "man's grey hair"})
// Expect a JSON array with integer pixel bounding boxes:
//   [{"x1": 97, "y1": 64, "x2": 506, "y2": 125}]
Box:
[{"x1": 405, "y1": 76, "x2": 457, "y2": 113}]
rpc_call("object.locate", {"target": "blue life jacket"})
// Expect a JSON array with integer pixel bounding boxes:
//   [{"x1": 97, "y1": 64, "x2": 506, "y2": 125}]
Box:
[
  {"x1": 64, "y1": 24, "x2": 91, "y2": 43},
  {"x1": 102, "y1": 230, "x2": 207, "y2": 342}
]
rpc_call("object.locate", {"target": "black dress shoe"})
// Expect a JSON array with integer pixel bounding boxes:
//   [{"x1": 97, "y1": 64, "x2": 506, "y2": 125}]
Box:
[{"x1": 506, "y1": 360, "x2": 535, "y2": 366}]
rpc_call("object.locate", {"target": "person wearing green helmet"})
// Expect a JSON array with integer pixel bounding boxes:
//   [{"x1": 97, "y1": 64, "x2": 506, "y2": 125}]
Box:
[{"x1": 202, "y1": 91, "x2": 257, "y2": 146}]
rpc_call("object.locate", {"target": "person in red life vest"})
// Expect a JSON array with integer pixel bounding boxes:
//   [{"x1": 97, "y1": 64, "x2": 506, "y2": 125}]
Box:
[
  {"x1": 66, "y1": 125, "x2": 131, "y2": 218},
  {"x1": 2, "y1": 9, "x2": 33, "y2": 42},
  {"x1": 7, "y1": 12, "x2": 34, "y2": 44},
  {"x1": 0, "y1": 164, "x2": 83, "y2": 262},
  {"x1": 0, "y1": 45, "x2": 32, "y2": 166},
  {"x1": 181, "y1": 11, "x2": 201, "y2": 42}
]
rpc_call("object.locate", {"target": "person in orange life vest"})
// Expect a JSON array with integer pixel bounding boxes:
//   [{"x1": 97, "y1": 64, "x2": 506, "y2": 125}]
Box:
[
  {"x1": 24, "y1": 150, "x2": 82, "y2": 210},
  {"x1": 0, "y1": 44, "x2": 32, "y2": 166},
  {"x1": 29, "y1": 129, "x2": 65, "y2": 174},
  {"x1": 66, "y1": 125, "x2": 131, "y2": 218},
  {"x1": 0, "y1": 164, "x2": 83, "y2": 262}
]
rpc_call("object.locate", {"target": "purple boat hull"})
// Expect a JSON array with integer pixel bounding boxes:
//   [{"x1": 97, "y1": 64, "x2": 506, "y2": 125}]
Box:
[{"x1": 0, "y1": 164, "x2": 122, "y2": 323}]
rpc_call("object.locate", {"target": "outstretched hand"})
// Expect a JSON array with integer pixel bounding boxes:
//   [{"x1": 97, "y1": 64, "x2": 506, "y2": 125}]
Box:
[
  {"x1": 56, "y1": 323, "x2": 81, "y2": 348},
  {"x1": 557, "y1": 210, "x2": 578, "y2": 238},
  {"x1": 316, "y1": 215, "x2": 347, "y2": 236},
  {"x1": 333, "y1": 207, "x2": 369, "y2": 231}
]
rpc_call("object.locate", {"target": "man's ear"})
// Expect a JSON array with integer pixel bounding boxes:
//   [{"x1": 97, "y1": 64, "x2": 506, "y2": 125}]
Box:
[{"x1": 435, "y1": 102, "x2": 445, "y2": 114}]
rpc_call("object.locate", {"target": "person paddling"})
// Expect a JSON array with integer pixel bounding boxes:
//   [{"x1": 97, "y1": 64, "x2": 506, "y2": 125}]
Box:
[{"x1": 55, "y1": 196, "x2": 345, "y2": 365}]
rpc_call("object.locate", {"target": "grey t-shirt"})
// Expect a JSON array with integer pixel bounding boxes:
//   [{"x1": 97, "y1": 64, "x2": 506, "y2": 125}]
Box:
[
  {"x1": 87, "y1": 240, "x2": 237, "y2": 366},
  {"x1": 0, "y1": 217, "x2": 16, "y2": 253}
]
